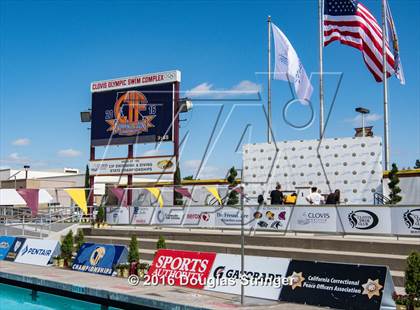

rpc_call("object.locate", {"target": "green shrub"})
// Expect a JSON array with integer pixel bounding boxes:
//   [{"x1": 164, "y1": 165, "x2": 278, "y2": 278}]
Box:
[
  {"x1": 96, "y1": 206, "x2": 105, "y2": 223},
  {"x1": 156, "y1": 236, "x2": 166, "y2": 250},
  {"x1": 61, "y1": 230, "x2": 74, "y2": 265},
  {"x1": 405, "y1": 251, "x2": 420, "y2": 298},
  {"x1": 74, "y1": 229, "x2": 85, "y2": 252},
  {"x1": 128, "y1": 235, "x2": 140, "y2": 263}
]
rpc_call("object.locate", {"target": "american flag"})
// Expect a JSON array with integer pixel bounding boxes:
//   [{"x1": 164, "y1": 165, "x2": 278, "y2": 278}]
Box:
[{"x1": 323, "y1": 0, "x2": 395, "y2": 82}]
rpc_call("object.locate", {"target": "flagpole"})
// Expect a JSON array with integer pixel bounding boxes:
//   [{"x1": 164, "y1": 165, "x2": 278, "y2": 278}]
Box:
[
  {"x1": 381, "y1": 0, "x2": 390, "y2": 171},
  {"x1": 267, "y1": 15, "x2": 272, "y2": 143},
  {"x1": 319, "y1": 0, "x2": 324, "y2": 138}
]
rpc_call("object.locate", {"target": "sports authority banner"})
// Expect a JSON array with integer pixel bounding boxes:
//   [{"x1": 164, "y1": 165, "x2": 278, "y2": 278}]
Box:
[
  {"x1": 391, "y1": 207, "x2": 420, "y2": 235},
  {"x1": 289, "y1": 207, "x2": 339, "y2": 233},
  {"x1": 4, "y1": 237, "x2": 26, "y2": 262},
  {"x1": 279, "y1": 260, "x2": 395, "y2": 310},
  {"x1": 250, "y1": 206, "x2": 291, "y2": 231},
  {"x1": 72, "y1": 243, "x2": 128, "y2": 276},
  {"x1": 89, "y1": 156, "x2": 176, "y2": 176},
  {"x1": 148, "y1": 249, "x2": 216, "y2": 289},
  {"x1": 205, "y1": 254, "x2": 290, "y2": 300},
  {"x1": 14, "y1": 238, "x2": 60, "y2": 266},
  {"x1": 0, "y1": 236, "x2": 15, "y2": 260},
  {"x1": 91, "y1": 72, "x2": 178, "y2": 146},
  {"x1": 338, "y1": 207, "x2": 392, "y2": 234}
]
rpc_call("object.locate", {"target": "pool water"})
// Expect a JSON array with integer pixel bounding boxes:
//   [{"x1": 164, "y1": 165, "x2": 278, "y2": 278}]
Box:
[{"x1": 0, "y1": 283, "x2": 121, "y2": 309}]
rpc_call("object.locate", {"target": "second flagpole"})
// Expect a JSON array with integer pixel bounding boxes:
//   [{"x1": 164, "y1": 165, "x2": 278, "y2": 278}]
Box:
[
  {"x1": 267, "y1": 15, "x2": 272, "y2": 143},
  {"x1": 319, "y1": 0, "x2": 324, "y2": 138}
]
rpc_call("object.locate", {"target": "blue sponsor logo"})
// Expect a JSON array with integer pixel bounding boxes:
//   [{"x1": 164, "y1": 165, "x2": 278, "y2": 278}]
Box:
[{"x1": 21, "y1": 245, "x2": 52, "y2": 256}]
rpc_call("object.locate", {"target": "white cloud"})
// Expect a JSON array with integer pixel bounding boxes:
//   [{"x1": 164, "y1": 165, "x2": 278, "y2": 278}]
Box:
[
  {"x1": 0, "y1": 152, "x2": 29, "y2": 164},
  {"x1": 346, "y1": 113, "x2": 382, "y2": 126},
  {"x1": 185, "y1": 80, "x2": 260, "y2": 99},
  {"x1": 183, "y1": 159, "x2": 224, "y2": 179},
  {"x1": 58, "y1": 149, "x2": 82, "y2": 158},
  {"x1": 12, "y1": 138, "x2": 30, "y2": 146}
]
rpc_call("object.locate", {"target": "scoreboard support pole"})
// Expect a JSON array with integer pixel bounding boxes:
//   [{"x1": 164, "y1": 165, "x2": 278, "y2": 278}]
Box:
[
  {"x1": 89, "y1": 145, "x2": 95, "y2": 215},
  {"x1": 128, "y1": 144, "x2": 134, "y2": 206},
  {"x1": 173, "y1": 82, "x2": 180, "y2": 205}
]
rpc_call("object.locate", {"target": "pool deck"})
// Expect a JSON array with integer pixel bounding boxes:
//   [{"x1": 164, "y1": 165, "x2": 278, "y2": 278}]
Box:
[{"x1": 0, "y1": 260, "x2": 321, "y2": 310}]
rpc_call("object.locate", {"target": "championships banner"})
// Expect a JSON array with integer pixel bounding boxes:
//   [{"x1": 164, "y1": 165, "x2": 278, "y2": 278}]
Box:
[
  {"x1": 148, "y1": 249, "x2": 216, "y2": 289},
  {"x1": 72, "y1": 243, "x2": 128, "y2": 276},
  {"x1": 0, "y1": 236, "x2": 15, "y2": 260}
]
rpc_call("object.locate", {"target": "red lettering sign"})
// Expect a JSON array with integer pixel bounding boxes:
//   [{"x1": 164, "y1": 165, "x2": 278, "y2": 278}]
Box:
[{"x1": 148, "y1": 249, "x2": 216, "y2": 289}]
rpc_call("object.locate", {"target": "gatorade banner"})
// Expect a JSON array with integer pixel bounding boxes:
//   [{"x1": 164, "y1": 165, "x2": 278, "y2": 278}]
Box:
[
  {"x1": 0, "y1": 236, "x2": 15, "y2": 260},
  {"x1": 4, "y1": 237, "x2": 26, "y2": 262},
  {"x1": 14, "y1": 238, "x2": 60, "y2": 266},
  {"x1": 72, "y1": 243, "x2": 128, "y2": 276},
  {"x1": 279, "y1": 260, "x2": 395, "y2": 310}
]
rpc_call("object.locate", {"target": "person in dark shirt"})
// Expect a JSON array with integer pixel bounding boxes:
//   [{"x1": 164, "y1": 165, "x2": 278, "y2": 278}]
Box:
[
  {"x1": 270, "y1": 184, "x2": 284, "y2": 205},
  {"x1": 326, "y1": 189, "x2": 340, "y2": 204}
]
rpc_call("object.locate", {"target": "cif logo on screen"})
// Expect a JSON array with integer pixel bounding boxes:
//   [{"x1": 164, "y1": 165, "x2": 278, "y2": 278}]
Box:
[
  {"x1": 106, "y1": 91, "x2": 156, "y2": 136},
  {"x1": 89, "y1": 246, "x2": 106, "y2": 266}
]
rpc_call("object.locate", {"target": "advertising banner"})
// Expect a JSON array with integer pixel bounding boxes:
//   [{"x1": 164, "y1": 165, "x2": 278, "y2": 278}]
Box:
[
  {"x1": 0, "y1": 236, "x2": 15, "y2": 260},
  {"x1": 90, "y1": 156, "x2": 176, "y2": 176},
  {"x1": 148, "y1": 249, "x2": 216, "y2": 289},
  {"x1": 205, "y1": 254, "x2": 290, "y2": 300},
  {"x1": 183, "y1": 207, "x2": 216, "y2": 227},
  {"x1": 106, "y1": 206, "x2": 129, "y2": 225},
  {"x1": 4, "y1": 237, "x2": 26, "y2": 262},
  {"x1": 289, "y1": 207, "x2": 339, "y2": 233},
  {"x1": 91, "y1": 81, "x2": 175, "y2": 146},
  {"x1": 249, "y1": 206, "x2": 292, "y2": 231},
  {"x1": 14, "y1": 238, "x2": 60, "y2": 266},
  {"x1": 391, "y1": 207, "x2": 420, "y2": 235},
  {"x1": 214, "y1": 207, "x2": 253, "y2": 228},
  {"x1": 130, "y1": 207, "x2": 155, "y2": 225},
  {"x1": 152, "y1": 208, "x2": 185, "y2": 225},
  {"x1": 279, "y1": 260, "x2": 395, "y2": 310},
  {"x1": 72, "y1": 243, "x2": 128, "y2": 276},
  {"x1": 338, "y1": 207, "x2": 392, "y2": 234}
]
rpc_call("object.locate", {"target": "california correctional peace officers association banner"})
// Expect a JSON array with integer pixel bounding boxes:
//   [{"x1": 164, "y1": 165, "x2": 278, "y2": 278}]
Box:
[
  {"x1": 0, "y1": 236, "x2": 15, "y2": 260},
  {"x1": 14, "y1": 238, "x2": 60, "y2": 266},
  {"x1": 205, "y1": 254, "x2": 290, "y2": 300},
  {"x1": 279, "y1": 260, "x2": 396, "y2": 310},
  {"x1": 72, "y1": 243, "x2": 128, "y2": 276}
]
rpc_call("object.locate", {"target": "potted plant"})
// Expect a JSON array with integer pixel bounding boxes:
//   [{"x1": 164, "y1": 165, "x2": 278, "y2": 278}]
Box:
[
  {"x1": 128, "y1": 235, "x2": 140, "y2": 274},
  {"x1": 115, "y1": 264, "x2": 123, "y2": 277},
  {"x1": 74, "y1": 229, "x2": 85, "y2": 253},
  {"x1": 96, "y1": 206, "x2": 105, "y2": 227},
  {"x1": 122, "y1": 263, "x2": 130, "y2": 278},
  {"x1": 58, "y1": 256, "x2": 65, "y2": 268},
  {"x1": 394, "y1": 292, "x2": 408, "y2": 310},
  {"x1": 52, "y1": 256, "x2": 59, "y2": 266},
  {"x1": 137, "y1": 262, "x2": 149, "y2": 279},
  {"x1": 61, "y1": 230, "x2": 74, "y2": 267},
  {"x1": 405, "y1": 251, "x2": 420, "y2": 310}
]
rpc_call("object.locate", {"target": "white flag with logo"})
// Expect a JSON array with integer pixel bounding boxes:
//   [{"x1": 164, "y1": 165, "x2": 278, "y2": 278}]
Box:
[{"x1": 272, "y1": 23, "x2": 313, "y2": 101}]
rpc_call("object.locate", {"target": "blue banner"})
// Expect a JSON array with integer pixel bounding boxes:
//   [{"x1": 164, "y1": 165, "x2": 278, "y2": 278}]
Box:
[
  {"x1": 0, "y1": 236, "x2": 15, "y2": 260},
  {"x1": 4, "y1": 237, "x2": 26, "y2": 262},
  {"x1": 72, "y1": 243, "x2": 128, "y2": 276}
]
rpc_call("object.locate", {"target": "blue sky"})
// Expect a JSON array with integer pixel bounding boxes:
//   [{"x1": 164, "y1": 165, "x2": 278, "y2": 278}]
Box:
[{"x1": 1, "y1": 0, "x2": 419, "y2": 177}]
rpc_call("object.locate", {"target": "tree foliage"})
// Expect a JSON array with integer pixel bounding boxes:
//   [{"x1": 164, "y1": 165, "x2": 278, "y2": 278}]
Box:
[
  {"x1": 388, "y1": 163, "x2": 402, "y2": 204},
  {"x1": 128, "y1": 235, "x2": 140, "y2": 263},
  {"x1": 415, "y1": 159, "x2": 420, "y2": 169},
  {"x1": 174, "y1": 165, "x2": 183, "y2": 205},
  {"x1": 74, "y1": 229, "x2": 85, "y2": 252},
  {"x1": 156, "y1": 235, "x2": 167, "y2": 250},
  {"x1": 61, "y1": 230, "x2": 74, "y2": 264},
  {"x1": 405, "y1": 251, "x2": 420, "y2": 303},
  {"x1": 226, "y1": 166, "x2": 239, "y2": 205}
]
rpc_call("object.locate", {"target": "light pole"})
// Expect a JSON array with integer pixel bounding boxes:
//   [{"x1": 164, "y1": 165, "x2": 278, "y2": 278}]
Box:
[
  {"x1": 23, "y1": 165, "x2": 30, "y2": 184},
  {"x1": 355, "y1": 107, "x2": 370, "y2": 137}
]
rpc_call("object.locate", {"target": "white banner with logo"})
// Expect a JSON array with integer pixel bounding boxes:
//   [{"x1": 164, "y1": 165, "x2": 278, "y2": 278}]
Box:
[
  {"x1": 289, "y1": 207, "x2": 339, "y2": 233},
  {"x1": 205, "y1": 254, "x2": 290, "y2": 300},
  {"x1": 14, "y1": 238, "x2": 60, "y2": 266},
  {"x1": 152, "y1": 207, "x2": 185, "y2": 225},
  {"x1": 106, "y1": 207, "x2": 129, "y2": 224},
  {"x1": 391, "y1": 207, "x2": 420, "y2": 235},
  {"x1": 214, "y1": 207, "x2": 253, "y2": 229},
  {"x1": 249, "y1": 206, "x2": 292, "y2": 231},
  {"x1": 183, "y1": 207, "x2": 216, "y2": 227},
  {"x1": 130, "y1": 207, "x2": 155, "y2": 225},
  {"x1": 89, "y1": 156, "x2": 176, "y2": 176},
  {"x1": 338, "y1": 207, "x2": 392, "y2": 234}
]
